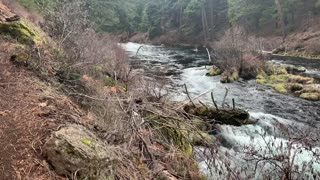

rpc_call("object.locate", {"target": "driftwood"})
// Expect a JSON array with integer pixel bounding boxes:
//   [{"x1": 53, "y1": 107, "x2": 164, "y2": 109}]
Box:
[
  {"x1": 206, "y1": 48, "x2": 212, "y2": 63},
  {"x1": 182, "y1": 89, "x2": 255, "y2": 126},
  {"x1": 184, "y1": 84, "x2": 195, "y2": 107},
  {"x1": 184, "y1": 104, "x2": 254, "y2": 126}
]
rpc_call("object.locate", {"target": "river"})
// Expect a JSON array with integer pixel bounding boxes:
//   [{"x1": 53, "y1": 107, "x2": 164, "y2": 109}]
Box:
[{"x1": 121, "y1": 42, "x2": 320, "y2": 179}]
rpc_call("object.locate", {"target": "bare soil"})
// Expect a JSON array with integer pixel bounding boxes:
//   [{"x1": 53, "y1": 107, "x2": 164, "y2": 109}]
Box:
[{"x1": 0, "y1": 38, "x2": 90, "y2": 179}]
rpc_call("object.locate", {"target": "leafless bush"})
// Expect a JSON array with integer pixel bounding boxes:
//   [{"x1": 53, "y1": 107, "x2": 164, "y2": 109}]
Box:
[
  {"x1": 240, "y1": 53, "x2": 265, "y2": 79},
  {"x1": 241, "y1": 123, "x2": 320, "y2": 179},
  {"x1": 41, "y1": 0, "x2": 131, "y2": 94},
  {"x1": 307, "y1": 41, "x2": 320, "y2": 55},
  {"x1": 212, "y1": 26, "x2": 265, "y2": 78}
]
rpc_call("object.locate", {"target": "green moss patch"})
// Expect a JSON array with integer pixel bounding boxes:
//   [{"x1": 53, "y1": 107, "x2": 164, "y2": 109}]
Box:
[
  {"x1": 256, "y1": 63, "x2": 319, "y2": 101},
  {"x1": 148, "y1": 115, "x2": 193, "y2": 156},
  {"x1": 299, "y1": 93, "x2": 320, "y2": 101},
  {"x1": 220, "y1": 68, "x2": 239, "y2": 83},
  {"x1": 206, "y1": 65, "x2": 221, "y2": 76},
  {"x1": 0, "y1": 20, "x2": 40, "y2": 44}
]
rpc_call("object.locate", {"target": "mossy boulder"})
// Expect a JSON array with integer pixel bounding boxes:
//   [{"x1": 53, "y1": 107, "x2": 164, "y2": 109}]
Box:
[
  {"x1": 0, "y1": 20, "x2": 40, "y2": 44},
  {"x1": 10, "y1": 52, "x2": 30, "y2": 66},
  {"x1": 44, "y1": 125, "x2": 116, "y2": 179},
  {"x1": 257, "y1": 64, "x2": 318, "y2": 101},
  {"x1": 272, "y1": 84, "x2": 287, "y2": 94},
  {"x1": 220, "y1": 68, "x2": 239, "y2": 83},
  {"x1": 285, "y1": 65, "x2": 306, "y2": 73},
  {"x1": 206, "y1": 65, "x2": 221, "y2": 76},
  {"x1": 264, "y1": 63, "x2": 288, "y2": 75},
  {"x1": 300, "y1": 93, "x2": 320, "y2": 101},
  {"x1": 288, "y1": 83, "x2": 304, "y2": 92}
]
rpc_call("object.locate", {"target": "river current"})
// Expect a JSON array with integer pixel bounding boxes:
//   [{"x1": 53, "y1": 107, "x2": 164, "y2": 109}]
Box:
[{"x1": 122, "y1": 42, "x2": 320, "y2": 179}]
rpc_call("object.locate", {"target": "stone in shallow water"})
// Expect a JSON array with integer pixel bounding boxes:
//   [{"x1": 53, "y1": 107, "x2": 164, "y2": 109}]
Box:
[
  {"x1": 300, "y1": 93, "x2": 320, "y2": 101},
  {"x1": 44, "y1": 124, "x2": 117, "y2": 179},
  {"x1": 206, "y1": 65, "x2": 221, "y2": 76}
]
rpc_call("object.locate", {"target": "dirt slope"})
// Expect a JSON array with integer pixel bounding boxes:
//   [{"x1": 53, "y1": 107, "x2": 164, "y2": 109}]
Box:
[
  {"x1": 0, "y1": 40, "x2": 90, "y2": 180},
  {"x1": 0, "y1": 39, "x2": 59, "y2": 179}
]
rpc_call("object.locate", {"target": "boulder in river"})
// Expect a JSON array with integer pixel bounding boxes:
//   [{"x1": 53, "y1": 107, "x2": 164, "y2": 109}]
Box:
[
  {"x1": 299, "y1": 93, "x2": 320, "y2": 101},
  {"x1": 220, "y1": 68, "x2": 239, "y2": 83},
  {"x1": 206, "y1": 65, "x2": 222, "y2": 76},
  {"x1": 44, "y1": 124, "x2": 117, "y2": 179},
  {"x1": 285, "y1": 65, "x2": 306, "y2": 73}
]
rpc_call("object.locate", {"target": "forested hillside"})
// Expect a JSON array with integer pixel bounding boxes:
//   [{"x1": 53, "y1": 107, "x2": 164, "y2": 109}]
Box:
[{"x1": 14, "y1": 0, "x2": 320, "y2": 47}]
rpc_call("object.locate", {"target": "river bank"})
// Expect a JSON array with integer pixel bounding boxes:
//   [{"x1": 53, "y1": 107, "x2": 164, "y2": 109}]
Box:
[{"x1": 122, "y1": 42, "x2": 320, "y2": 178}]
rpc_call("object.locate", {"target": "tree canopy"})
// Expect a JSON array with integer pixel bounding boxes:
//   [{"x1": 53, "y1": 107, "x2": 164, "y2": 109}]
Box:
[{"x1": 16, "y1": 0, "x2": 320, "y2": 39}]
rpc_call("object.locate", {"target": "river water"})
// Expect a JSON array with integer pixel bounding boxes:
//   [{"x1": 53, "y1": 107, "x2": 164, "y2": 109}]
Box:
[{"x1": 121, "y1": 42, "x2": 320, "y2": 179}]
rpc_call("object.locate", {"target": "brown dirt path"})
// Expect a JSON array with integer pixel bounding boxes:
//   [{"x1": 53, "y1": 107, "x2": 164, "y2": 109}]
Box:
[
  {"x1": 0, "y1": 38, "x2": 72, "y2": 179},
  {"x1": 0, "y1": 39, "x2": 52, "y2": 179}
]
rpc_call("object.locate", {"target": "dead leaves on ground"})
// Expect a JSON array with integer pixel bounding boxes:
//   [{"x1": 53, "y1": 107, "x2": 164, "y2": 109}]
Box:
[{"x1": 0, "y1": 110, "x2": 10, "y2": 116}]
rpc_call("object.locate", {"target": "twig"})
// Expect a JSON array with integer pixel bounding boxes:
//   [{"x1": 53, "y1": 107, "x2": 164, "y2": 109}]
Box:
[
  {"x1": 68, "y1": 93, "x2": 106, "y2": 101},
  {"x1": 211, "y1": 92, "x2": 219, "y2": 110},
  {"x1": 176, "y1": 90, "x2": 212, "y2": 110},
  {"x1": 232, "y1": 98, "x2": 235, "y2": 110},
  {"x1": 222, "y1": 87, "x2": 229, "y2": 108},
  {"x1": 199, "y1": 100, "x2": 208, "y2": 109},
  {"x1": 206, "y1": 48, "x2": 212, "y2": 63},
  {"x1": 184, "y1": 84, "x2": 195, "y2": 107},
  {"x1": 136, "y1": 46, "x2": 143, "y2": 56}
]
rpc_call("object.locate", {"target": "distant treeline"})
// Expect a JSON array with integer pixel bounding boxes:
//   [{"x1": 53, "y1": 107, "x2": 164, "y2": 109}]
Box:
[{"x1": 17, "y1": 0, "x2": 320, "y2": 40}]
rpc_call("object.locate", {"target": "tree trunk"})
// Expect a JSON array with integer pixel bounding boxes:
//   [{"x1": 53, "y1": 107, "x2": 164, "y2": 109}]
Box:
[
  {"x1": 274, "y1": 0, "x2": 286, "y2": 43},
  {"x1": 201, "y1": 5, "x2": 209, "y2": 44}
]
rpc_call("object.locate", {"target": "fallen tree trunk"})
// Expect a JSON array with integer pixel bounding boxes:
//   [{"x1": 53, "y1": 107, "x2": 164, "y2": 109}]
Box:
[{"x1": 183, "y1": 104, "x2": 255, "y2": 126}]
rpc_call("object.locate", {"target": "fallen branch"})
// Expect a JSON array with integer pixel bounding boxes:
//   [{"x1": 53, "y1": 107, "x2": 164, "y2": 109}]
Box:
[
  {"x1": 211, "y1": 92, "x2": 219, "y2": 110},
  {"x1": 222, "y1": 87, "x2": 229, "y2": 108},
  {"x1": 136, "y1": 46, "x2": 143, "y2": 56},
  {"x1": 199, "y1": 100, "x2": 208, "y2": 109},
  {"x1": 184, "y1": 84, "x2": 195, "y2": 107},
  {"x1": 176, "y1": 89, "x2": 212, "y2": 110},
  {"x1": 232, "y1": 98, "x2": 235, "y2": 110},
  {"x1": 206, "y1": 48, "x2": 212, "y2": 63}
]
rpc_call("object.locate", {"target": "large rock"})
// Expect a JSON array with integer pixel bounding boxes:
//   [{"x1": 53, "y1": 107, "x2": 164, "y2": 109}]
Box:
[
  {"x1": 0, "y1": 20, "x2": 40, "y2": 44},
  {"x1": 206, "y1": 65, "x2": 222, "y2": 76},
  {"x1": 220, "y1": 68, "x2": 239, "y2": 83},
  {"x1": 44, "y1": 125, "x2": 116, "y2": 179}
]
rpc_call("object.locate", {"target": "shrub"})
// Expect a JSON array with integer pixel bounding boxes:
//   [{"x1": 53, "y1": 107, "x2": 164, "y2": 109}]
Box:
[{"x1": 212, "y1": 26, "x2": 265, "y2": 80}]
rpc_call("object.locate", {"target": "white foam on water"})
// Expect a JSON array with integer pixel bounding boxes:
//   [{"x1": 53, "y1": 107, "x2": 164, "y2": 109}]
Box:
[{"x1": 199, "y1": 112, "x2": 320, "y2": 179}]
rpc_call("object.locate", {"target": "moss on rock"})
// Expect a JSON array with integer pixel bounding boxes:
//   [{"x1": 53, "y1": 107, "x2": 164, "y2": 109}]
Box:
[
  {"x1": 272, "y1": 84, "x2": 287, "y2": 94},
  {"x1": 285, "y1": 65, "x2": 306, "y2": 73},
  {"x1": 264, "y1": 63, "x2": 288, "y2": 75},
  {"x1": 0, "y1": 20, "x2": 40, "y2": 44},
  {"x1": 256, "y1": 63, "x2": 319, "y2": 101},
  {"x1": 44, "y1": 125, "x2": 116, "y2": 179},
  {"x1": 206, "y1": 65, "x2": 221, "y2": 76},
  {"x1": 220, "y1": 68, "x2": 239, "y2": 83},
  {"x1": 10, "y1": 52, "x2": 30, "y2": 66},
  {"x1": 300, "y1": 93, "x2": 320, "y2": 101},
  {"x1": 288, "y1": 83, "x2": 304, "y2": 92}
]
